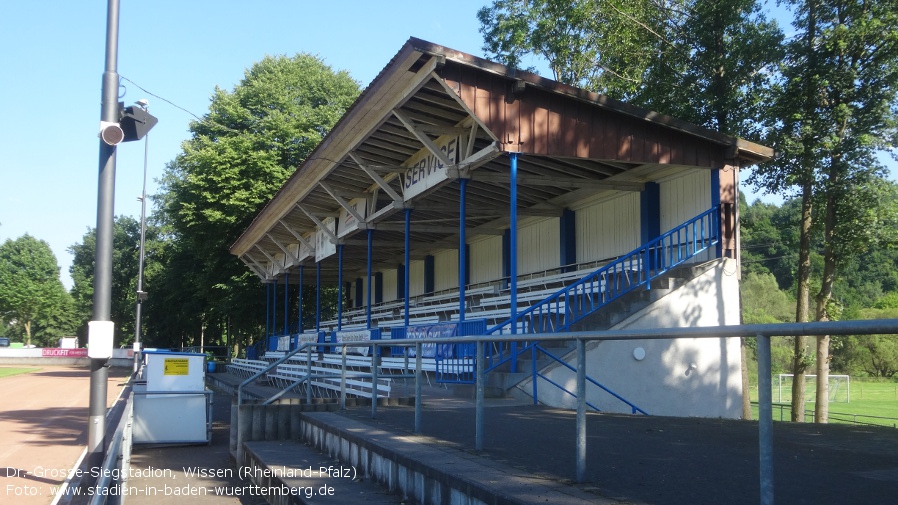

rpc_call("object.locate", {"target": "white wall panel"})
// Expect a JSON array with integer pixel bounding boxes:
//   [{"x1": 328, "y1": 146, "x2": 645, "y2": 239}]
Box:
[
  {"x1": 470, "y1": 236, "x2": 502, "y2": 285},
  {"x1": 517, "y1": 217, "x2": 560, "y2": 275},
  {"x1": 361, "y1": 276, "x2": 370, "y2": 307},
  {"x1": 660, "y1": 170, "x2": 711, "y2": 232},
  {"x1": 409, "y1": 260, "x2": 425, "y2": 298},
  {"x1": 574, "y1": 193, "x2": 640, "y2": 263},
  {"x1": 434, "y1": 249, "x2": 459, "y2": 292},
  {"x1": 382, "y1": 268, "x2": 398, "y2": 303}
]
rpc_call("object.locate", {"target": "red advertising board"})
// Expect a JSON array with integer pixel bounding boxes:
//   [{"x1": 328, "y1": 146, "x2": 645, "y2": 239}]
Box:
[{"x1": 41, "y1": 348, "x2": 89, "y2": 357}]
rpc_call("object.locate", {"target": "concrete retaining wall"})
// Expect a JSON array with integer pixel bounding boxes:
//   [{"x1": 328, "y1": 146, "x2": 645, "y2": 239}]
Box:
[{"x1": 230, "y1": 404, "x2": 597, "y2": 505}]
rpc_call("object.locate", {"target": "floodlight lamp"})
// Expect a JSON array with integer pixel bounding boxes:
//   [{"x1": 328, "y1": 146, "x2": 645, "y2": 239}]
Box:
[
  {"x1": 119, "y1": 105, "x2": 158, "y2": 142},
  {"x1": 99, "y1": 121, "x2": 124, "y2": 146}
]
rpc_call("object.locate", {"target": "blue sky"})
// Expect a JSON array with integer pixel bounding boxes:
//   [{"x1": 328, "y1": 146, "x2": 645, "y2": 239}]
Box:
[
  {"x1": 0, "y1": 0, "x2": 495, "y2": 288},
  {"x1": 0, "y1": 1, "x2": 861, "y2": 290}
]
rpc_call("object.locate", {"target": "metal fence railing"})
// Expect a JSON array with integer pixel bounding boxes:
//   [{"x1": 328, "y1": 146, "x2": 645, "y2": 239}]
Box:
[
  {"x1": 752, "y1": 402, "x2": 898, "y2": 428},
  {"x1": 353, "y1": 318, "x2": 898, "y2": 505},
  {"x1": 81, "y1": 318, "x2": 898, "y2": 505}
]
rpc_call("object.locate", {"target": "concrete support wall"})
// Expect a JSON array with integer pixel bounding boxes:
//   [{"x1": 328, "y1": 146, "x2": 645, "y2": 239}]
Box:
[{"x1": 523, "y1": 259, "x2": 743, "y2": 418}]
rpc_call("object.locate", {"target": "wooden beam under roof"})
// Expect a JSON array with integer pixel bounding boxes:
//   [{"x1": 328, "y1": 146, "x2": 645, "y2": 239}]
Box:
[{"x1": 469, "y1": 172, "x2": 644, "y2": 191}]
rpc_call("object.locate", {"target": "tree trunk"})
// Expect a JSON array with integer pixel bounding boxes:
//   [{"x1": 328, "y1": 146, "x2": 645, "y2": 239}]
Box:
[
  {"x1": 815, "y1": 215, "x2": 837, "y2": 423},
  {"x1": 792, "y1": 182, "x2": 814, "y2": 422},
  {"x1": 814, "y1": 152, "x2": 843, "y2": 423},
  {"x1": 791, "y1": 0, "x2": 819, "y2": 423},
  {"x1": 25, "y1": 320, "x2": 32, "y2": 348}
]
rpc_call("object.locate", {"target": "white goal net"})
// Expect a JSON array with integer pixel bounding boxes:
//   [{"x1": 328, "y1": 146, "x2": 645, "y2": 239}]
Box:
[{"x1": 776, "y1": 374, "x2": 850, "y2": 403}]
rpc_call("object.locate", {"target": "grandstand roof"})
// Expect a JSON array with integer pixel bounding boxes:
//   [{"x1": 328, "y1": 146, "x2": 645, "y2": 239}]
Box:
[{"x1": 230, "y1": 37, "x2": 773, "y2": 282}]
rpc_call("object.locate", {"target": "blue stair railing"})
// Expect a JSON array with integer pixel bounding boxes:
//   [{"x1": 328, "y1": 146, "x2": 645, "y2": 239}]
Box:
[
  {"x1": 488, "y1": 207, "x2": 720, "y2": 340},
  {"x1": 480, "y1": 207, "x2": 721, "y2": 411},
  {"x1": 531, "y1": 343, "x2": 649, "y2": 414}
]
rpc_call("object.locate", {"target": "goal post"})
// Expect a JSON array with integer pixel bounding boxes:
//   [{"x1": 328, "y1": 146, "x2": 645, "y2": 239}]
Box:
[{"x1": 775, "y1": 374, "x2": 850, "y2": 403}]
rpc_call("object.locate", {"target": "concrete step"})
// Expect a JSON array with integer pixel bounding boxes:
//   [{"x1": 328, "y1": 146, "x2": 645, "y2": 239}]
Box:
[{"x1": 242, "y1": 440, "x2": 403, "y2": 504}]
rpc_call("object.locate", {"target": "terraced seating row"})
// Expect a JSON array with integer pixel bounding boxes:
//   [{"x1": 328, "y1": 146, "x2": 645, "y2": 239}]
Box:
[
  {"x1": 228, "y1": 358, "x2": 269, "y2": 378},
  {"x1": 267, "y1": 363, "x2": 392, "y2": 399}
]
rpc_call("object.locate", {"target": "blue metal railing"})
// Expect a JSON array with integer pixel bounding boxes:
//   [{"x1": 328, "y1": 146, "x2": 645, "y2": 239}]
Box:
[
  {"x1": 480, "y1": 207, "x2": 720, "y2": 408},
  {"x1": 532, "y1": 344, "x2": 649, "y2": 414},
  {"x1": 488, "y1": 207, "x2": 720, "y2": 339},
  {"x1": 250, "y1": 209, "x2": 717, "y2": 413}
]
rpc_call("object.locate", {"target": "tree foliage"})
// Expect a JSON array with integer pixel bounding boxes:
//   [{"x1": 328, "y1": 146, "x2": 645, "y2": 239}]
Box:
[
  {"x1": 478, "y1": 0, "x2": 783, "y2": 138},
  {"x1": 154, "y1": 54, "x2": 360, "y2": 350},
  {"x1": 68, "y1": 216, "x2": 159, "y2": 346},
  {"x1": 742, "y1": 194, "x2": 898, "y2": 380},
  {"x1": 749, "y1": 0, "x2": 898, "y2": 422},
  {"x1": 0, "y1": 234, "x2": 74, "y2": 346}
]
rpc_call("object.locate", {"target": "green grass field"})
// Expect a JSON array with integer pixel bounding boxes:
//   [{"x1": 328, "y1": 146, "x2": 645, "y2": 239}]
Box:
[
  {"x1": 0, "y1": 367, "x2": 40, "y2": 379},
  {"x1": 749, "y1": 379, "x2": 898, "y2": 427}
]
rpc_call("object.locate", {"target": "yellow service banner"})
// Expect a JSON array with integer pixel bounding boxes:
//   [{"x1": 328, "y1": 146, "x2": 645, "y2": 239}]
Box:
[{"x1": 163, "y1": 358, "x2": 190, "y2": 376}]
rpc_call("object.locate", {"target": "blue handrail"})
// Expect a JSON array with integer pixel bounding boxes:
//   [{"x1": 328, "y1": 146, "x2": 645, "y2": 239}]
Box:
[
  {"x1": 481, "y1": 207, "x2": 720, "y2": 408},
  {"x1": 488, "y1": 207, "x2": 720, "y2": 338}
]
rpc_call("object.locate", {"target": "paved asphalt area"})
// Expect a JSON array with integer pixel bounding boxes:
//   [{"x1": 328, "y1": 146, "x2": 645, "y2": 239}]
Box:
[
  {"x1": 0, "y1": 366, "x2": 130, "y2": 505},
  {"x1": 9, "y1": 366, "x2": 898, "y2": 505},
  {"x1": 337, "y1": 388, "x2": 898, "y2": 505}
]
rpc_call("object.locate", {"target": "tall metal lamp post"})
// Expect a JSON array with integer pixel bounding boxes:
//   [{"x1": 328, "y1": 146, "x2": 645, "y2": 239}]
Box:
[
  {"x1": 91, "y1": 0, "x2": 157, "y2": 476},
  {"x1": 133, "y1": 99, "x2": 150, "y2": 373}
]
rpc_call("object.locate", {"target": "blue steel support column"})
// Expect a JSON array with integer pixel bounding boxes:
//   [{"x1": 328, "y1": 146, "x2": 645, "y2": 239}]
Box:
[
  {"x1": 298, "y1": 266, "x2": 304, "y2": 333},
  {"x1": 367, "y1": 229, "x2": 373, "y2": 328},
  {"x1": 459, "y1": 178, "x2": 468, "y2": 321},
  {"x1": 273, "y1": 277, "x2": 278, "y2": 337},
  {"x1": 338, "y1": 244, "x2": 344, "y2": 331},
  {"x1": 509, "y1": 152, "x2": 519, "y2": 373},
  {"x1": 283, "y1": 271, "x2": 289, "y2": 336},
  {"x1": 475, "y1": 340, "x2": 485, "y2": 450},
  {"x1": 265, "y1": 281, "x2": 270, "y2": 338},
  {"x1": 404, "y1": 209, "x2": 411, "y2": 328},
  {"x1": 315, "y1": 261, "x2": 321, "y2": 332}
]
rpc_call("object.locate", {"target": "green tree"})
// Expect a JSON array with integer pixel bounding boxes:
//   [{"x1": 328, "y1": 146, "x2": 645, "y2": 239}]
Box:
[
  {"x1": 69, "y1": 216, "x2": 156, "y2": 346},
  {"x1": 0, "y1": 234, "x2": 73, "y2": 346},
  {"x1": 835, "y1": 305, "x2": 898, "y2": 377},
  {"x1": 752, "y1": 0, "x2": 898, "y2": 422},
  {"x1": 741, "y1": 196, "x2": 805, "y2": 288},
  {"x1": 478, "y1": 0, "x2": 666, "y2": 98},
  {"x1": 478, "y1": 0, "x2": 782, "y2": 138},
  {"x1": 741, "y1": 272, "x2": 799, "y2": 379},
  {"x1": 156, "y1": 54, "x2": 360, "y2": 350}
]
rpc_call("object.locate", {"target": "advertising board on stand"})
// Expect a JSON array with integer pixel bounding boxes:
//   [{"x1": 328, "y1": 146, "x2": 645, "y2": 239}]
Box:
[
  {"x1": 406, "y1": 323, "x2": 459, "y2": 358},
  {"x1": 334, "y1": 329, "x2": 372, "y2": 356},
  {"x1": 41, "y1": 348, "x2": 89, "y2": 358}
]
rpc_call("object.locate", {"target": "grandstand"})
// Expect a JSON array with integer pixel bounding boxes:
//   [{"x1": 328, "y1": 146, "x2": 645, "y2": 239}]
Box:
[{"x1": 228, "y1": 38, "x2": 773, "y2": 418}]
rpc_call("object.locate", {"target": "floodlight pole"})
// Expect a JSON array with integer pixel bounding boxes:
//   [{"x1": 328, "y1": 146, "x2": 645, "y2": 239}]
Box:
[
  {"x1": 133, "y1": 104, "x2": 148, "y2": 373},
  {"x1": 88, "y1": 0, "x2": 120, "y2": 474}
]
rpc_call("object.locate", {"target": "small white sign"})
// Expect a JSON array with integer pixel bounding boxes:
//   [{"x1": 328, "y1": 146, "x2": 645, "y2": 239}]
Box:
[
  {"x1": 87, "y1": 320, "x2": 115, "y2": 359},
  {"x1": 337, "y1": 198, "x2": 368, "y2": 237},
  {"x1": 402, "y1": 136, "x2": 460, "y2": 200},
  {"x1": 315, "y1": 217, "x2": 337, "y2": 262}
]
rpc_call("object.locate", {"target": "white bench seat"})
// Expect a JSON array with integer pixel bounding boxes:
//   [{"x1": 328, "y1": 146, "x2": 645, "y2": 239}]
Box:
[
  {"x1": 227, "y1": 358, "x2": 270, "y2": 378},
  {"x1": 268, "y1": 362, "x2": 392, "y2": 399}
]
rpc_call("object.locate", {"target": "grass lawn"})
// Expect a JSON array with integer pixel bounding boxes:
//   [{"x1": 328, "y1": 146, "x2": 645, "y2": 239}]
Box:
[
  {"x1": 0, "y1": 367, "x2": 40, "y2": 379},
  {"x1": 749, "y1": 379, "x2": 898, "y2": 427}
]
